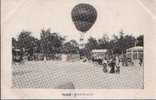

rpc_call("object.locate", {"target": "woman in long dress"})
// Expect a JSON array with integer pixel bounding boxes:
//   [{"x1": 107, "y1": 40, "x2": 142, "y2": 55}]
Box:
[
  {"x1": 102, "y1": 57, "x2": 108, "y2": 73},
  {"x1": 109, "y1": 57, "x2": 116, "y2": 73},
  {"x1": 115, "y1": 56, "x2": 120, "y2": 73}
]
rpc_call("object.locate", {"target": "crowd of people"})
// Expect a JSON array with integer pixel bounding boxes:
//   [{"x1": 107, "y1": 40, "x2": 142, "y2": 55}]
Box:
[
  {"x1": 90, "y1": 54, "x2": 143, "y2": 74},
  {"x1": 12, "y1": 47, "x2": 143, "y2": 73},
  {"x1": 101, "y1": 56, "x2": 120, "y2": 74}
]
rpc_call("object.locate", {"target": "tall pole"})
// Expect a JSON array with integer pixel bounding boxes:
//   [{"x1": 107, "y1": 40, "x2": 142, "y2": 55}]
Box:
[
  {"x1": 79, "y1": 32, "x2": 85, "y2": 59},
  {"x1": 79, "y1": 32, "x2": 85, "y2": 49}
]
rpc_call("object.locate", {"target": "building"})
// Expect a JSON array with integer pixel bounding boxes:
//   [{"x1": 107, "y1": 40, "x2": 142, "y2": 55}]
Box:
[
  {"x1": 126, "y1": 46, "x2": 143, "y2": 60},
  {"x1": 91, "y1": 49, "x2": 108, "y2": 59}
]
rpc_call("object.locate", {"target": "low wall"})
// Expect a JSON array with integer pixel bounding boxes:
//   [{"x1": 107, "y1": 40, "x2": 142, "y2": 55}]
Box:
[
  {"x1": 20, "y1": 53, "x2": 80, "y2": 62},
  {"x1": 66, "y1": 54, "x2": 80, "y2": 61}
]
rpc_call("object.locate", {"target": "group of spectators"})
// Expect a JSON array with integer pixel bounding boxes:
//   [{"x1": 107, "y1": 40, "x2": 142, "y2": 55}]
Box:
[
  {"x1": 102, "y1": 56, "x2": 120, "y2": 73},
  {"x1": 90, "y1": 55, "x2": 120, "y2": 73},
  {"x1": 91, "y1": 54, "x2": 143, "y2": 74}
]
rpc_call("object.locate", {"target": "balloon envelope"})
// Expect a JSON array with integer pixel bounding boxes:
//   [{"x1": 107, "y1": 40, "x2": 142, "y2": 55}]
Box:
[{"x1": 71, "y1": 3, "x2": 97, "y2": 32}]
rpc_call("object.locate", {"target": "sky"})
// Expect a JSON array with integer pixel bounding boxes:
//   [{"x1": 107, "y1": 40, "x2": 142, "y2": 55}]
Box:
[{"x1": 2, "y1": 0, "x2": 156, "y2": 42}]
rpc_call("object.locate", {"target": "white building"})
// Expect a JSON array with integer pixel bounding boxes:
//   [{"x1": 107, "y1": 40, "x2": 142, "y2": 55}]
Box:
[
  {"x1": 126, "y1": 46, "x2": 143, "y2": 60},
  {"x1": 91, "y1": 49, "x2": 108, "y2": 59}
]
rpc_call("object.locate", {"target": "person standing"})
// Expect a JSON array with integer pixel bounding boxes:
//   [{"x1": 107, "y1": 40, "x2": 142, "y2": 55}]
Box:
[
  {"x1": 115, "y1": 56, "x2": 120, "y2": 73},
  {"x1": 102, "y1": 57, "x2": 108, "y2": 73},
  {"x1": 109, "y1": 57, "x2": 116, "y2": 73},
  {"x1": 139, "y1": 57, "x2": 143, "y2": 66}
]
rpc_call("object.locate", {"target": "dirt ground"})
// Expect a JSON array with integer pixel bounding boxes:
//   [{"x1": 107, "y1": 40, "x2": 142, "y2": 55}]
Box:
[{"x1": 12, "y1": 60, "x2": 144, "y2": 89}]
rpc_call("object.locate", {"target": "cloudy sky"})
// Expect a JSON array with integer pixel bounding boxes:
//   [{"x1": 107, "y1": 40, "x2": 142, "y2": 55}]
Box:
[{"x1": 2, "y1": 0, "x2": 156, "y2": 42}]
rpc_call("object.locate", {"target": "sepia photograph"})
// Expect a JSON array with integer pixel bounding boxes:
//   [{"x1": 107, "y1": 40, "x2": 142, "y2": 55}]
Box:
[
  {"x1": 2, "y1": 0, "x2": 156, "y2": 99},
  {"x1": 10, "y1": 0, "x2": 144, "y2": 89}
]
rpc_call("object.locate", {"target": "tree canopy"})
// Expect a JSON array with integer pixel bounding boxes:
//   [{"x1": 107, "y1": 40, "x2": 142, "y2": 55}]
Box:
[{"x1": 12, "y1": 29, "x2": 143, "y2": 57}]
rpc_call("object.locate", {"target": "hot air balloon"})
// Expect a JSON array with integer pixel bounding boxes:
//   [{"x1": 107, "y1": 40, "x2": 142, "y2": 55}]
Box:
[
  {"x1": 71, "y1": 3, "x2": 97, "y2": 33},
  {"x1": 71, "y1": 3, "x2": 97, "y2": 59}
]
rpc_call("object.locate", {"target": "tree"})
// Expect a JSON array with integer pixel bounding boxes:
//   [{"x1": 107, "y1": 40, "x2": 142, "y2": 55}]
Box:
[
  {"x1": 40, "y1": 28, "x2": 51, "y2": 54},
  {"x1": 136, "y1": 35, "x2": 143, "y2": 46},
  {"x1": 86, "y1": 37, "x2": 98, "y2": 50},
  {"x1": 63, "y1": 40, "x2": 79, "y2": 54},
  {"x1": 12, "y1": 37, "x2": 18, "y2": 49},
  {"x1": 111, "y1": 31, "x2": 136, "y2": 54},
  {"x1": 17, "y1": 30, "x2": 38, "y2": 56},
  {"x1": 40, "y1": 28, "x2": 65, "y2": 55},
  {"x1": 98, "y1": 34, "x2": 110, "y2": 49}
]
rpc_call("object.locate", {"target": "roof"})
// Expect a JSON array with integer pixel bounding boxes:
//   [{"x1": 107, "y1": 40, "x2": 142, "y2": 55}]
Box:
[
  {"x1": 126, "y1": 46, "x2": 143, "y2": 52},
  {"x1": 92, "y1": 49, "x2": 107, "y2": 53}
]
